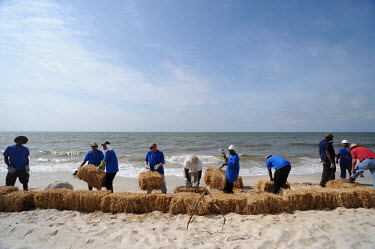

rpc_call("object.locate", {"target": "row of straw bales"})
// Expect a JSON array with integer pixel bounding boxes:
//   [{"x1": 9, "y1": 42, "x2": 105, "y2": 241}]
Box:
[
  {"x1": 204, "y1": 168, "x2": 243, "y2": 190},
  {"x1": 76, "y1": 165, "x2": 106, "y2": 189},
  {"x1": 1, "y1": 183, "x2": 374, "y2": 215}
]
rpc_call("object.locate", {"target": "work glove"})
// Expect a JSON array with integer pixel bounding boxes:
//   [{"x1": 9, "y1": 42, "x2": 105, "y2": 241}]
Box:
[
  {"x1": 218, "y1": 148, "x2": 226, "y2": 157},
  {"x1": 25, "y1": 164, "x2": 30, "y2": 173},
  {"x1": 7, "y1": 166, "x2": 16, "y2": 173},
  {"x1": 97, "y1": 161, "x2": 106, "y2": 171},
  {"x1": 154, "y1": 164, "x2": 162, "y2": 171},
  {"x1": 145, "y1": 164, "x2": 150, "y2": 170},
  {"x1": 218, "y1": 164, "x2": 226, "y2": 170}
]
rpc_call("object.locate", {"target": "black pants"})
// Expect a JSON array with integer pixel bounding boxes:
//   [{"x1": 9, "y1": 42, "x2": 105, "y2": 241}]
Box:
[
  {"x1": 88, "y1": 184, "x2": 93, "y2": 191},
  {"x1": 274, "y1": 165, "x2": 291, "y2": 194},
  {"x1": 105, "y1": 172, "x2": 117, "y2": 193},
  {"x1": 223, "y1": 179, "x2": 234, "y2": 193},
  {"x1": 6, "y1": 170, "x2": 29, "y2": 190},
  {"x1": 320, "y1": 162, "x2": 336, "y2": 187}
]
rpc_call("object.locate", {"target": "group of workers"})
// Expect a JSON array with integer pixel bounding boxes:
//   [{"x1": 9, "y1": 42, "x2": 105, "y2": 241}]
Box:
[{"x1": 3, "y1": 134, "x2": 375, "y2": 194}]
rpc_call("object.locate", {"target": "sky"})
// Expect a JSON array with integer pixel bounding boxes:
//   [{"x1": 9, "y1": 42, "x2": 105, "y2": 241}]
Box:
[{"x1": 0, "y1": 0, "x2": 374, "y2": 132}]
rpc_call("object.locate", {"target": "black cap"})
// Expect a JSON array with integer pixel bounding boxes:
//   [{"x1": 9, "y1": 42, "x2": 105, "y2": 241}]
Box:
[
  {"x1": 14, "y1": 136, "x2": 28, "y2": 144},
  {"x1": 101, "y1": 141, "x2": 110, "y2": 146}
]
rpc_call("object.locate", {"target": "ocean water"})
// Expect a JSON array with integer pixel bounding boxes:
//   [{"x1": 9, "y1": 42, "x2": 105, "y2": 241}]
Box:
[{"x1": 1, "y1": 132, "x2": 374, "y2": 178}]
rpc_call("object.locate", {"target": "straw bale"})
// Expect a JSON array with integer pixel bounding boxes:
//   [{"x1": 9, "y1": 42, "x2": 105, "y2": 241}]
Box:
[
  {"x1": 0, "y1": 191, "x2": 35, "y2": 212},
  {"x1": 101, "y1": 193, "x2": 173, "y2": 213},
  {"x1": 244, "y1": 192, "x2": 290, "y2": 215},
  {"x1": 169, "y1": 193, "x2": 209, "y2": 215},
  {"x1": 138, "y1": 171, "x2": 163, "y2": 191},
  {"x1": 326, "y1": 179, "x2": 365, "y2": 189},
  {"x1": 0, "y1": 186, "x2": 19, "y2": 195},
  {"x1": 204, "y1": 168, "x2": 243, "y2": 190},
  {"x1": 34, "y1": 189, "x2": 72, "y2": 210},
  {"x1": 208, "y1": 193, "x2": 247, "y2": 214},
  {"x1": 255, "y1": 180, "x2": 290, "y2": 192},
  {"x1": 174, "y1": 186, "x2": 206, "y2": 194},
  {"x1": 282, "y1": 188, "x2": 319, "y2": 211},
  {"x1": 64, "y1": 190, "x2": 111, "y2": 212},
  {"x1": 76, "y1": 165, "x2": 106, "y2": 189}
]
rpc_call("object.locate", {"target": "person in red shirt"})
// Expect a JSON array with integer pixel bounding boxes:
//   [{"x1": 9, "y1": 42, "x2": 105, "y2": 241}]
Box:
[{"x1": 347, "y1": 143, "x2": 375, "y2": 188}]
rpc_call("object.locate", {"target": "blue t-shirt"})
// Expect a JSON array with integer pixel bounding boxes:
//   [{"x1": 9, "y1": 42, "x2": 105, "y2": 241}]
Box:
[
  {"x1": 337, "y1": 147, "x2": 352, "y2": 164},
  {"x1": 144, "y1": 150, "x2": 165, "y2": 174},
  {"x1": 319, "y1": 139, "x2": 335, "y2": 162},
  {"x1": 103, "y1": 150, "x2": 119, "y2": 173},
  {"x1": 84, "y1": 150, "x2": 104, "y2": 166},
  {"x1": 226, "y1": 154, "x2": 240, "y2": 183},
  {"x1": 3, "y1": 145, "x2": 30, "y2": 170},
  {"x1": 266, "y1": 156, "x2": 291, "y2": 170}
]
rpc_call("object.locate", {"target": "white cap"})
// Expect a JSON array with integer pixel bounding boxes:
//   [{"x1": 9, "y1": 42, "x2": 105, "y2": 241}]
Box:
[
  {"x1": 342, "y1": 140, "x2": 349, "y2": 144},
  {"x1": 228, "y1": 145, "x2": 236, "y2": 150}
]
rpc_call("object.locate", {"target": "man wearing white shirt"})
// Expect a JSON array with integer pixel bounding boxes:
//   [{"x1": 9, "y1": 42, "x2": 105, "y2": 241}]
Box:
[{"x1": 183, "y1": 155, "x2": 202, "y2": 187}]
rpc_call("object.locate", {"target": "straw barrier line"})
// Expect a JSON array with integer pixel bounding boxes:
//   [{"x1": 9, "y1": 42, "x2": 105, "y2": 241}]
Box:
[{"x1": 1, "y1": 181, "x2": 374, "y2": 215}]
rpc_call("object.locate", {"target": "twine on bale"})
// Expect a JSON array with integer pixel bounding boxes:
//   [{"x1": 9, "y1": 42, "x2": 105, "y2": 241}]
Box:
[
  {"x1": 76, "y1": 165, "x2": 106, "y2": 189},
  {"x1": 138, "y1": 171, "x2": 163, "y2": 192},
  {"x1": 174, "y1": 186, "x2": 206, "y2": 194},
  {"x1": 186, "y1": 187, "x2": 226, "y2": 231}
]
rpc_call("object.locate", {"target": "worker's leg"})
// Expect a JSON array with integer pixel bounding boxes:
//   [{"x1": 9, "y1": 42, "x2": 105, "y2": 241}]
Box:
[
  {"x1": 5, "y1": 172, "x2": 17, "y2": 186},
  {"x1": 340, "y1": 162, "x2": 347, "y2": 179},
  {"x1": 320, "y1": 162, "x2": 332, "y2": 187},
  {"x1": 105, "y1": 172, "x2": 117, "y2": 193},
  {"x1": 276, "y1": 165, "x2": 291, "y2": 192},
  {"x1": 88, "y1": 184, "x2": 93, "y2": 191},
  {"x1": 160, "y1": 173, "x2": 167, "y2": 193},
  {"x1": 17, "y1": 170, "x2": 30, "y2": 190}
]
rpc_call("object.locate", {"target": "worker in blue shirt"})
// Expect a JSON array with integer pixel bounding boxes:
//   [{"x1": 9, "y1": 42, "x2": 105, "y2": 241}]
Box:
[
  {"x1": 79, "y1": 143, "x2": 104, "y2": 190},
  {"x1": 3, "y1": 136, "x2": 30, "y2": 190},
  {"x1": 221, "y1": 145, "x2": 240, "y2": 194},
  {"x1": 318, "y1": 133, "x2": 336, "y2": 187},
  {"x1": 97, "y1": 141, "x2": 119, "y2": 193},
  {"x1": 336, "y1": 140, "x2": 352, "y2": 179},
  {"x1": 144, "y1": 143, "x2": 167, "y2": 193},
  {"x1": 265, "y1": 155, "x2": 291, "y2": 194}
]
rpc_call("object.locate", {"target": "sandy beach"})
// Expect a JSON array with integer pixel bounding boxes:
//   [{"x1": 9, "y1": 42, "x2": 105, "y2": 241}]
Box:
[{"x1": 0, "y1": 172, "x2": 374, "y2": 249}]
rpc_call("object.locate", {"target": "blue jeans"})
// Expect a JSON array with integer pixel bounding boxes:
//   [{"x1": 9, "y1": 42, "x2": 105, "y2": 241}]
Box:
[
  {"x1": 339, "y1": 161, "x2": 352, "y2": 179},
  {"x1": 351, "y1": 159, "x2": 375, "y2": 188}
]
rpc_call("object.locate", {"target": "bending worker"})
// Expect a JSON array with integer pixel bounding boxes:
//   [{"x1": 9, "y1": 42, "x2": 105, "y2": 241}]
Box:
[
  {"x1": 97, "y1": 141, "x2": 118, "y2": 193},
  {"x1": 79, "y1": 143, "x2": 104, "y2": 190},
  {"x1": 183, "y1": 155, "x2": 202, "y2": 187},
  {"x1": 144, "y1": 143, "x2": 167, "y2": 193},
  {"x1": 265, "y1": 155, "x2": 291, "y2": 194},
  {"x1": 347, "y1": 143, "x2": 375, "y2": 188},
  {"x1": 220, "y1": 145, "x2": 240, "y2": 194},
  {"x1": 3, "y1": 136, "x2": 30, "y2": 190}
]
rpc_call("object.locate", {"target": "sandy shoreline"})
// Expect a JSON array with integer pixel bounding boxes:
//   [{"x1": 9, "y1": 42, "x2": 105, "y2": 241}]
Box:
[{"x1": 0, "y1": 171, "x2": 374, "y2": 249}]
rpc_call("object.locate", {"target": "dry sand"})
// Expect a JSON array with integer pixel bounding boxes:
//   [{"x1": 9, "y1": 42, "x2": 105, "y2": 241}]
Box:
[{"x1": 0, "y1": 172, "x2": 374, "y2": 249}]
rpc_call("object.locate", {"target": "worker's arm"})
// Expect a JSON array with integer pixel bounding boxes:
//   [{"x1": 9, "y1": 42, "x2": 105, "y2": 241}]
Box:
[
  {"x1": 80, "y1": 160, "x2": 88, "y2": 167},
  {"x1": 184, "y1": 168, "x2": 191, "y2": 182},
  {"x1": 351, "y1": 158, "x2": 357, "y2": 174},
  {"x1": 97, "y1": 160, "x2": 107, "y2": 170},
  {"x1": 325, "y1": 151, "x2": 335, "y2": 165},
  {"x1": 268, "y1": 169, "x2": 273, "y2": 181},
  {"x1": 4, "y1": 155, "x2": 10, "y2": 167}
]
